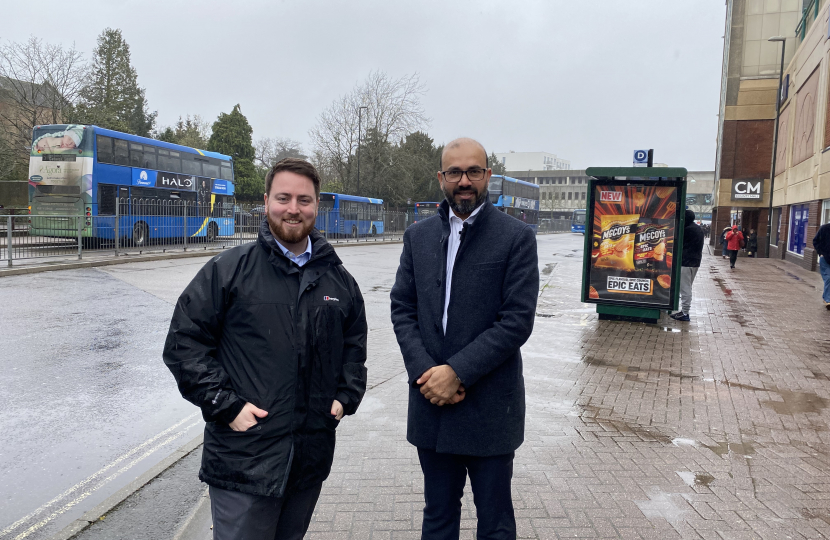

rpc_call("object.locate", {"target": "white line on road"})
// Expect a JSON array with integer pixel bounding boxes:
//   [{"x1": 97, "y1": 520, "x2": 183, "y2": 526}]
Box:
[
  {"x1": 0, "y1": 412, "x2": 201, "y2": 539},
  {"x1": 12, "y1": 421, "x2": 203, "y2": 540}
]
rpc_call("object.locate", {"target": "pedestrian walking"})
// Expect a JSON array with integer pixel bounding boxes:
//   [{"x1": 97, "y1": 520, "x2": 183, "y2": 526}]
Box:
[
  {"x1": 746, "y1": 228, "x2": 758, "y2": 257},
  {"x1": 725, "y1": 225, "x2": 744, "y2": 269},
  {"x1": 390, "y1": 137, "x2": 539, "y2": 540},
  {"x1": 163, "y1": 158, "x2": 368, "y2": 540},
  {"x1": 720, "y1": 226, "x2": 730, "y2": 259},
  {"x1": 671, "y1": 209, "x2": 704, "y2": 322},
  {"x1": 813, "y1": 221, "x2": 830, "y2": 310}
]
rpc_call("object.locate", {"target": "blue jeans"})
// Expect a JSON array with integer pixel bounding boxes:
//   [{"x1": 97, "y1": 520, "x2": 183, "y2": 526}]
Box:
[{"x1": 820, "y1": 255, "x2": 830, "y2": 303}]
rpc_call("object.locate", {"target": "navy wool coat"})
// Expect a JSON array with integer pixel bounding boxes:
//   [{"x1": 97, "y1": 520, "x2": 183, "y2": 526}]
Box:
[{"x1": 390, "y1": 199, "x2": 539, "y2": 456}]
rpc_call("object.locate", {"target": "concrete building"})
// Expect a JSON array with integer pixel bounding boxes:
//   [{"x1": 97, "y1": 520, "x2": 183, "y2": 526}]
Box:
[
  {"x1": 712, "y1": 0, "x2": 801, "y2": 258},
  {"x1": 496, "y1": 151, "x2": 570, "y2": 172},
  {"x1": 508, "y1": 169, "x2": 588, "y2": 219},
  {"x1": 715, "y1": 0, "x2": 830, "y2": 271}
]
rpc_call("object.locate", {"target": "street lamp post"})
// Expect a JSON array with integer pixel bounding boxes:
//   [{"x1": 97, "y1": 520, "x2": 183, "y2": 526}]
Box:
[
  {"x1": 357, "y1": 106, "x2": 368, "y2": 194},
  {"x1": 766, "y1": 36, "x2": 786, "y2": 258}
]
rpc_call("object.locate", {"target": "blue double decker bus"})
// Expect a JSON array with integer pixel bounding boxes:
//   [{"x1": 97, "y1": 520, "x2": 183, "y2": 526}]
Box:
[
  {"x1": 29, "y1": 124, "x2": 235, "y2": 246},
  {"x1": 488, "y1": 175, "x2": 540, "y2": 232},
  {"x1": 316, "y1": 192, "x2": 384, "y2": 238}
]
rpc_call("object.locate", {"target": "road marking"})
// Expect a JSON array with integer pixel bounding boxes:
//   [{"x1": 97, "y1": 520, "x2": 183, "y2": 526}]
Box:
[
  {"x1": 0, "y1": 412, "x2": 201, "y2": 538},
  {"x1": 13, "y1": 421, "x2": 202, "y2": 540}
]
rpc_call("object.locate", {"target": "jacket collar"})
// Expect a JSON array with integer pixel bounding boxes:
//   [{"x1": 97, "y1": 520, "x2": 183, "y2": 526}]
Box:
[{"x1": 438, "y1": 197, "x2": 494, "y2": 237}]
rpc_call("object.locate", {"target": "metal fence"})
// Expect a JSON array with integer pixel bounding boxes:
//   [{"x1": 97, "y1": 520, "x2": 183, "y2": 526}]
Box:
[
  {"x1": 1, "y1": 199, "x2": 410, "y2": 267},
  {"x1": 1, "y1": 201, "x2": 577, "y2": 267}
]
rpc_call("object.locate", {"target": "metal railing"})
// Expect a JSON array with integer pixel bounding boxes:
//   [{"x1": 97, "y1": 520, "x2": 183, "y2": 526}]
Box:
[
  {"x1": 2, "y1": 200, "x2": 411, "y2": 267},
  {"x1": 1, "y1": 201, "x2": 576, "y2": 267}
]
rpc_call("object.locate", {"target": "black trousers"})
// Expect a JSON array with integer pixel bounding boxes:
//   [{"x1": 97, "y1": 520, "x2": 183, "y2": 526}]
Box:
[
  {"x1": 729, "y1": 249, "x2": 738, "y2": 267},
  {"x1": 209, "y1": 483, "x2": 322, "y2": 540},
  {"x1": 417, "y1": 448, "x2": 516, "y2": 540}
]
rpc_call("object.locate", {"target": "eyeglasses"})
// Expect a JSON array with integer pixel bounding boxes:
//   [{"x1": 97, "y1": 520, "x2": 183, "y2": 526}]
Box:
[{"x1": 440, "y1": 168, "x2": 487, "y2": 183}]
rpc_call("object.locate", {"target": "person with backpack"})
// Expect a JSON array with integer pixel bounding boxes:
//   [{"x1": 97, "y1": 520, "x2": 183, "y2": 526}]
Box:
[
  {"x1": 725, "y1": 225, "x2": 745, "y2": 269},
  {"x1": 719, "y1": 226, "x2": 731, "y2": 259}
]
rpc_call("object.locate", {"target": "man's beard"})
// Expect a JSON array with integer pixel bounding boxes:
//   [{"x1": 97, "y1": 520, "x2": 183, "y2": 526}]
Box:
[
  {"x1": 442, "y1": 184, "x2": 488, "y2": 216},
  {"x1": 267, "y1": 212, "x2": 315, "y2": 246}
]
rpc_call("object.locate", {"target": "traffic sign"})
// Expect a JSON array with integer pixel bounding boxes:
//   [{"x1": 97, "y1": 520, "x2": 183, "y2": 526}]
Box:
[{"x1": 633, "y1": 150, "x2": 649, "y2": 167}]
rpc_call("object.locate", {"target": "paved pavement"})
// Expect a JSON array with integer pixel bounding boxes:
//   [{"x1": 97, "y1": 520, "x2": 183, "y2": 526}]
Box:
[
  {"x1": 6, "y1": 233, "x2": 830, "y2": 539},
  {"x1": 309, "y1": 238, "x2": 830, "y2": 539}
]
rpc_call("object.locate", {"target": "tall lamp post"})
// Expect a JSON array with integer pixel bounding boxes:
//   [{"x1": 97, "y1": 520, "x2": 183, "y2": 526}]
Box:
[
  {"x1": 766, "y1": 36, "x2": 786, "y2": 258},
  {"x1": 357, "y1": 106, "x2": 368, "y2": 194}
]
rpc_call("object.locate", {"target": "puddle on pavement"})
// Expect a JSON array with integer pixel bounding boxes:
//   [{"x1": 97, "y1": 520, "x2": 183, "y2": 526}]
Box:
[
  {"x1": 662, "y1": 327, "x2": 681, "y2": 333},
  {"x1": 676, "y1": 471, "x2": 715, "y2": 488},
  {"x1": 542, "y1": 263, "x2": 557, "y2": 275},
  {"x1": 704, "y1": 441, "x2": 755, "y2": 457},
  {"x1": 764, "y1": 389, "x2": 829, "y2": 415},
  {"x1": 711, "y1": 277, "x2": 733, "y2": 296}
]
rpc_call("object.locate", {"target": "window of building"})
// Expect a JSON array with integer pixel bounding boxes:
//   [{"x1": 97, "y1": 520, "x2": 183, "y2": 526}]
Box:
[
  {"x1": 568, "y1": 192, "x2": 573, "y2": 200},
  {"x1": 788, "y1": 204, "x2": 809, "y2": 255},
  {"x1": 822, "y1": 200, "x2": 830, "y2": 225},
  {"x1": 581, "y1": 192, "x2": 586, "y2": 200}
]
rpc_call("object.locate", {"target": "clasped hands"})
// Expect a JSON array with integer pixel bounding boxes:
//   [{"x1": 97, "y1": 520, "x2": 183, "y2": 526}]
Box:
[
  {"x1": 230, "y1": 400, "x2": 344, "y2": 432},
  {"x1": 417, "y1": 365, "x2": 466, "y2": 406}
]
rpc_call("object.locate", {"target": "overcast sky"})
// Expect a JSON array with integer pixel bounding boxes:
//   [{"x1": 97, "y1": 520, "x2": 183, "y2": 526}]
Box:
[{"x1": 3, "y1": 0, "x2": 726, "y2": 171}]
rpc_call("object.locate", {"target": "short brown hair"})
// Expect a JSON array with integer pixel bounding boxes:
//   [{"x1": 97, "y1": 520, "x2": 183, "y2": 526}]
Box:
[{"x1": 265, "y1": 158, "x2": 321, "y2": 198}]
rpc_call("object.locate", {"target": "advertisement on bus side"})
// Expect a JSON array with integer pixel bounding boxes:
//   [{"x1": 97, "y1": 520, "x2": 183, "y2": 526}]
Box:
[
  {"x1": 583, "y1": 182, "x2": 683, "y2": 309},
  {"x1": 29, "y1": 125, "x2": 94, "y2": 205}
]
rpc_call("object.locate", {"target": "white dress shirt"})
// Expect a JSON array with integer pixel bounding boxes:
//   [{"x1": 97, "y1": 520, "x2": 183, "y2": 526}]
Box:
[
  {"x1": 274, "y1": 236, "x2": 312, "y2": 267},
  {"x1": 443, "y1": 205, "x2": 484, "y2": 333}
]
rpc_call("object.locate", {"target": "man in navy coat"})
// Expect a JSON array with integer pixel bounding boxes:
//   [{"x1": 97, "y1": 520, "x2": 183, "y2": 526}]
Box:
[{"x1": 391, "y1": 138, "x2": 539, "y2": 539}]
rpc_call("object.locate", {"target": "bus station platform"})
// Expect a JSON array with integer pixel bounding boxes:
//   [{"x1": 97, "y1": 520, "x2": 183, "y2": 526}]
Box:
[{"x1": 51, "y1": 237, "x2": 830, "y2": 539}]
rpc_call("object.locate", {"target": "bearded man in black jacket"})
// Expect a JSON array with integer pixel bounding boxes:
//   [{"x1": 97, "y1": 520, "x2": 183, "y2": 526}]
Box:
[{"x1": 163, "y1": 158, "x2": 367, "y2": 540}]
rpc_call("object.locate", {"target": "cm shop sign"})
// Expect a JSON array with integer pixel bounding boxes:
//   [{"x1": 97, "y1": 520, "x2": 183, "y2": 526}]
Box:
[{"x1": 731, "y1": 179, "x2": 764, "y2": 201}]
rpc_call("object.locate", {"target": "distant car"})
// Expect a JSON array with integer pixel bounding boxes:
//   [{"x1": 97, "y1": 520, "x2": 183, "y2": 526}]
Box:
[{"x1": 233, "y1": 204, "x2": 254, "y2": 227}]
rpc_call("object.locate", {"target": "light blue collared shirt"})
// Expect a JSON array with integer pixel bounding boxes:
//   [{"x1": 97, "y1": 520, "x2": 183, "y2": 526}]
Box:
[{"x1": 274, "y1": 236, "x2": 312, "y2": 267}]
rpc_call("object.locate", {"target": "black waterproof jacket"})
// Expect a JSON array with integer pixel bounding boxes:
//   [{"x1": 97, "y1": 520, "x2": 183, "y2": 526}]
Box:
[
  {"x1": 681, "y1": 210, "x2": 704, "y2": 267},
  {"x1": 163, "y1": 221, "x2": 367, "y2": 498},
  {"x1": 390, "y1": 199, "x2": 539, "y2": 456},
  {"x1": 814, "y1": 223, "x2": 830, "y2": 258}
]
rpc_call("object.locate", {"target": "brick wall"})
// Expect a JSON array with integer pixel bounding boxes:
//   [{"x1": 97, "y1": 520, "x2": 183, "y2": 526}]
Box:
[{"x1": 720, "y1": 120, "x2": 775, "y2": 179}]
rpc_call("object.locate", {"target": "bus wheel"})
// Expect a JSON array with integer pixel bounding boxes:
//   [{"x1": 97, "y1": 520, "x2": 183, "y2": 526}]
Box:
[
  {"x1": 207, "y1": 222, "x2": 218, "y2": 243},
  {"x1": 132, "y1": 222, "x2": 148, "y2": 247},
  {"x1": 351, "y1": 226, "x2": 358, "y2": 239}
]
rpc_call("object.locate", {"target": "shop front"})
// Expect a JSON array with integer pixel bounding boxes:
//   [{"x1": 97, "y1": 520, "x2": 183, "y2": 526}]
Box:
[{"x1": 711, "y1": 178, "x2": 770, "y2": 257}]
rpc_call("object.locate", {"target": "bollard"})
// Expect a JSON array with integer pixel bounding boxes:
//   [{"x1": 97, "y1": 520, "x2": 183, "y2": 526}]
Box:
[
  {"x1": 6, "y1": 215, "x2": 12, "y2": 267},
  {"x1": 77, "y1": 215, "x2": 83, "y2": 260}
]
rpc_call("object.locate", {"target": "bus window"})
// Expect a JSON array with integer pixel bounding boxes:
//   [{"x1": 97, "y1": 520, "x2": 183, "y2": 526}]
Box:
[
  {"x1": 129, "y1": 143, "x2": 144, "y2": 168},
  {"x1": 319, "y1": 193, "x2": 335, "y2": 210},
  {"x1": 202, "y1": 160, "x2": 219, "y2": 179},
  {"x1": 97, "y1": 136, "x2": 114, "y2": 164},
  {"x1": 181, "y1": 153, "x2": 202, "y2": 176},
  {"x1": 142, "y1": 146, "x2": 157, "y2": 169},
  {"x1": 220, "y1": 163, "x2": 233, "y2": 181},
  {"x1": 113, "y1": 139, "x2": 129, "y2": 166}
]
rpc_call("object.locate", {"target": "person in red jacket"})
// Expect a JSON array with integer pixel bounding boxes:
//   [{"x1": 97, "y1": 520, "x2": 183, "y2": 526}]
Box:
[{"x1": 725, "y1": 225, "x2": 744, "y2": 269}]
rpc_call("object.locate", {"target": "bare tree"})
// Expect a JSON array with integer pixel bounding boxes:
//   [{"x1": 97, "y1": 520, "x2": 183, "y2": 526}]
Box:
[
  {"x1": 254, "y1": 136, "x2": 307, "y2": 168},
  {"x1": 0, "y1": 37, "x2": 86, "y2": 180},
  {"x1": 309, "y1": 71, "x2": 429, "y2": 192}
]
